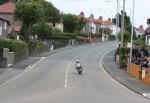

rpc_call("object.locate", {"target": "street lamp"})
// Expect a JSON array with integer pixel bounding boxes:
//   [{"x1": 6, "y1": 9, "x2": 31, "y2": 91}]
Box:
[{"x1": 130, "y1": 0, "x2": 135, "y2": 62}]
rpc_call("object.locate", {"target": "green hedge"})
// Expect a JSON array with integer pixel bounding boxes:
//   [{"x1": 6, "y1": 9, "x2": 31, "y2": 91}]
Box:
[
  {"x1": 55, "y1": 33, "x2": 77, "y2": 39},
  {"x1": 50, "y1": 36, "x2": 70, "y2": 40},
  {"x1": 28, "y1": 41, "x2": 44, "y2": 52},
  {"x1": 0, "y1": 39, "x2": 28, "y2": 56}
]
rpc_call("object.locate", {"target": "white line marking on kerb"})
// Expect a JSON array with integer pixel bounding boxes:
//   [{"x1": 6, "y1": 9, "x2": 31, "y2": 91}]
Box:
[{"x1": 65, "y1": 61, "x2": 72, "y2": 88}]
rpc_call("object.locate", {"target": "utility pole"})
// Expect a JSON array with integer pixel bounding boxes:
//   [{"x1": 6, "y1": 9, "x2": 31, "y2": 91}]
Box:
[
  {"x1": 116, "y1": 0, "x2": 119, "y2": 42},
  {"x1": 130, "y1": 0, "x2": 135, "y2": 61},
  {"x1": 121, "y1": 0, "x2": 125, "y2": 47}
]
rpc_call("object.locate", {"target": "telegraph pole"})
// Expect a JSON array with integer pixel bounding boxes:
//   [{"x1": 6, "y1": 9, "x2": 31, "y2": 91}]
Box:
[
  {"x1": 130, "y1": 0, "x2": 135, "y2": 61},
  {"x1": 116, "y1": 0, "x2": 119, "y2": 42},
  {"x1": 121, "y1": 0, "x2": 125, "y2": 47}
]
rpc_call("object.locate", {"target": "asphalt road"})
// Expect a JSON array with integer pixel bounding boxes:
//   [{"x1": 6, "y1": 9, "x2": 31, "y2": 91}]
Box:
[{"x1": 0, "y1": 42, "x2": 149, "y2": 103}]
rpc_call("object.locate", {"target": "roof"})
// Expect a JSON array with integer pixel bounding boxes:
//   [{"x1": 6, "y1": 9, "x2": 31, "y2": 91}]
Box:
[
  {"x1": 8, "y1": 25, "x2": 21, "y2": 33},
  {"x1": 0, "y1": 16, "x2": 10, "y2": 23},
  {"x1": 0, "y1": 1, "x2": 15, "y2": 13},
  {"x1": 103, "y1": 20, "x2": 114, "y2": 26},
  {"x1": 136, "y1": 25, "x2": 145, "y2": 33},
  {"x1": 78, "y1": 12, "x2": 114, "y2": 26}
]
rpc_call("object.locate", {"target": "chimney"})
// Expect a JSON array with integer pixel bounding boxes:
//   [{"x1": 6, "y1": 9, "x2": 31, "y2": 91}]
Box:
[
  {"x1": 99, "y1": 16, "x2": 102, "y2": 20},
  {"x1": 80, "y1": 12, "x2": 84, "y2": 17},
  {"x1": 140, "y1": 25, "x2": 143, "y2": 28}
]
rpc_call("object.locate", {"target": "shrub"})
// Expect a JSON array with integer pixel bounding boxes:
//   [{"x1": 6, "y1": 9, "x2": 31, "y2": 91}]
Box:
[
  {"x1": 133, "y1": 37, "x2": 145, "y2": 47},
  {"x1": 54, "y1": 32, "x2": 77, "y2": 39},
  {"x1": 0, "y1": 39, "x2": 28, "y2": 56},
  {"x1": 50, "y1": 36, "x2": 70, "y2": 40},
  {"x1": 28, "y1": 41, "x2": 44, "y2": 52}
]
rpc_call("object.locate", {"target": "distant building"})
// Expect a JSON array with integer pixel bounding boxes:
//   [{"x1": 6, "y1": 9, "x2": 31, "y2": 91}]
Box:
[
  {"x1": 78, "y1": 12, "x2": 120, "y2": 36},
  {"x1": 135, "y1": 25, "x2": 145, "y2": 37}
]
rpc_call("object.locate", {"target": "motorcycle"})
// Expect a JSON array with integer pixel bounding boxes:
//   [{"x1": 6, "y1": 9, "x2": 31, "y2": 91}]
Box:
[{"x1": 76, "y1": 66, "x2": 83, "y2": 75}]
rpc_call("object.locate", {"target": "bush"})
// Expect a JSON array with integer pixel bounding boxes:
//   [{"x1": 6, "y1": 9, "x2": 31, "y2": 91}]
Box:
[
  {"x1": 54, "y1": 32, "x2": 77, "y2": 39},
  {"x1": 133, "y1": 37, "x2": 145, "y2": 47},
  {"x1": 50, "y1": 36, "x2": 70, "y2": 40},
  {"x1": 0, "y1": 39, "x2": 28, "y2": 56},
  {"x1": 108, "y1": 35, "x2": 116, "y2": 40},
  {"x1": 118, "y1": 30, "x2": 131, "y2": 42},
  {"x1": 28, "y1": 41, "x2": 44, "y2": 52},
  {"x1": 76, "y1": 36, "x2": 85, "y2": 42}
]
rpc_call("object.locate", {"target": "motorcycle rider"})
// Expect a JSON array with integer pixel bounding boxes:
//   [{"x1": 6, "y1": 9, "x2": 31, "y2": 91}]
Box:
[{"x1": 75, "y1": 59, "x2": 82, "y2": 70}]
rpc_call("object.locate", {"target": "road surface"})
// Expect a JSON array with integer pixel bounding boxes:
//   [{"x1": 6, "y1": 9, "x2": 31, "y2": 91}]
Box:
[{"x1": 0, "y1": 42, "x2": 149, "y2": 103}]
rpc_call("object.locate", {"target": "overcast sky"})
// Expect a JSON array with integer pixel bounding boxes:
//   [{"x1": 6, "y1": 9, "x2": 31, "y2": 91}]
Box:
[{"x1": 46, "y1": 0, "x2": 149, "y2": 28}]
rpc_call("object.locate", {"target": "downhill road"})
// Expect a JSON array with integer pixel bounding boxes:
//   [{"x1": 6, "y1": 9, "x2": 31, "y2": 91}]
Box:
[{"x1": 0, "y1": 42, "x2": 149, "y2": 103}]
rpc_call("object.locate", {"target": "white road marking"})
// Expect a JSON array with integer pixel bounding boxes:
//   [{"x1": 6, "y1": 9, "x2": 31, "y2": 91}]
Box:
[
  {"x1": 65, "y1": 61, "x2": 72, "y2": 88},
  {"x1": 142, "y1": 93, "x2": 150, "y2": 99},
  {"x1": 0, "y1": 57, "x2": 46, "y2": 86}
]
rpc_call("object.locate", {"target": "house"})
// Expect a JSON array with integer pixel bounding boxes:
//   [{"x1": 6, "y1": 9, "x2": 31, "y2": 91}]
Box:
[
  {"x1": 0, "y1": 0, "x2": 15, "y2": 25},
  {"x1": 0, "y1": 0, "x2": 22, "y2": 39},
  {"x1": 8, "y1": 25, "x2": 21, "y2": 40},
  {"x1": 78, "y1": 12, "x2": 120, "y2": 36},
  {"x1": 79, "y1": 12, "x2": 98, "y2": 35},
  {"x1": 135, "y1": 25, "x2": 145, "y2": 37},
  {"x1": 0, "y1": 16, "x2": 10, "y2": 38},
  {"x1": 46, "y1": 22, "x2": 63, "y2": 32}
]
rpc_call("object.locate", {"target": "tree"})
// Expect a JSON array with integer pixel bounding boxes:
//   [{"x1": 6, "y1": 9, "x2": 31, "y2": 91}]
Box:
[
  {"x1": 118, "y1": 30, "x2": 130, "y2": 43},
  {"x1": 78, "y1": 18, "x2": 87, "y2": 34},
  {"x1": 25, "y1": 0, "x2": 61, "y2": 26},
  {"x1": 99, "y1": 27, "x2": 112, "y2": 35},
  {"x1": 125, "y1": 24, "x2": 137, "y2": 40},
  {"x1": 112, "y1": 10, "x2": 131, "y2": 28},
  {"x1": 0, "y1": 0, "x2": 8, "y2": 4},
  {"x1": 62, "y1": 14, "x2": 79, "y2": 33},
  {"x1": 30, "y1": 22, "x2": 52, "y2": 40},
  {"x1": 14, "y1": 1, "x2": 44, "y2": 40}
]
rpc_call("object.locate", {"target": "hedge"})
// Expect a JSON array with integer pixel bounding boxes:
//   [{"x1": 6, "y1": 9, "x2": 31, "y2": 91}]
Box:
[
  {"x1": 0, "y1": 39, "x2": 28, "y2": 56},
  {"x1": 28, "y1": 41, "x2": 44, "y2": 52},
  {"x1": 50, "y1": 36, "x2": 70, "y2": 40},
  {"x1": 55, "y1": 33, "x2": 77, "y2": 39}
]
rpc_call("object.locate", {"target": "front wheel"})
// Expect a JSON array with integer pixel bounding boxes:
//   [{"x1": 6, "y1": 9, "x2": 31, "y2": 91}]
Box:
[{"x1": 78, "y1": 71, "x2": 82, "y2": 75}]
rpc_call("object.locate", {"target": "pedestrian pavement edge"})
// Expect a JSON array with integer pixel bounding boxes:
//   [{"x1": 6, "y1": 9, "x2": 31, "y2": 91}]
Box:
[{"x1": 101, "y1": 49, "x2": 149, "y2": 97}]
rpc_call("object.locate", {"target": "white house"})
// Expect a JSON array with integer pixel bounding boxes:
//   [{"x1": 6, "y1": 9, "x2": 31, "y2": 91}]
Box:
[{"x1": 78, "y1": 12, "x2": 120, "y2": 37}]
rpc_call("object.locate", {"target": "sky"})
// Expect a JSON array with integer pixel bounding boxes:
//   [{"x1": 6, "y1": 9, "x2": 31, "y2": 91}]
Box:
[{"x1": 46, "y1": 0, "x2": 150, "y2": 29}]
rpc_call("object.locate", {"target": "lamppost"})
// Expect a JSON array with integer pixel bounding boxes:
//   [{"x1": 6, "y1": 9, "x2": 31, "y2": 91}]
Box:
[{"x1": 130, "y1": 0, "x2": 135, "y2": 61}]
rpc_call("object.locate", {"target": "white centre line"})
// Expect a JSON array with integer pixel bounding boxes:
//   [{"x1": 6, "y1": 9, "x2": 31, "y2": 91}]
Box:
[{"x1": 65, "y1": 61, "x2": 72, "y2": 88}]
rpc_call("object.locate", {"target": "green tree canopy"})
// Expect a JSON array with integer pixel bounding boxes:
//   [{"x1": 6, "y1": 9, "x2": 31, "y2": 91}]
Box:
[
  {"x1": 0, "y1": 0, "x2": 8, "y2": 4},
  {"x1": 62, "y1": 14, "x2": 79, "y2": 33},
  {"x1": 99, "y1": 27, "x2": 112, "y2": 35},
  {"x1": 78, "y1": 18, "x2": 87, "y2": 32},
  {"x1": 14, "y1": 0, "x2": 44, "y2": 39},
  {"x1": 113, "y1": 10, "x2": 131, "y2": 28},
  {"x1": 118, "y1": 30, "x2": 131, "y2": 43}
]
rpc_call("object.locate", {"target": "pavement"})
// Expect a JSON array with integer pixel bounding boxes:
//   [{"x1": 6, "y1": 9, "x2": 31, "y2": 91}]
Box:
[
  {"x1": 0, "y1": 46, "x2": 73, "y2": 84},
  {"x1": 102, "y1": 50, "x2": 150, "y2": 98}
]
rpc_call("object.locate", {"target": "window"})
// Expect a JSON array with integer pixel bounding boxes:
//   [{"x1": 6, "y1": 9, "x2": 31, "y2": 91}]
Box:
[
  {"x1": 4, "y1": 22, "x2": 7, "y2": 30},
  {"x1": 0, "y1": 26, "x2": 2, "y2": 35}
]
